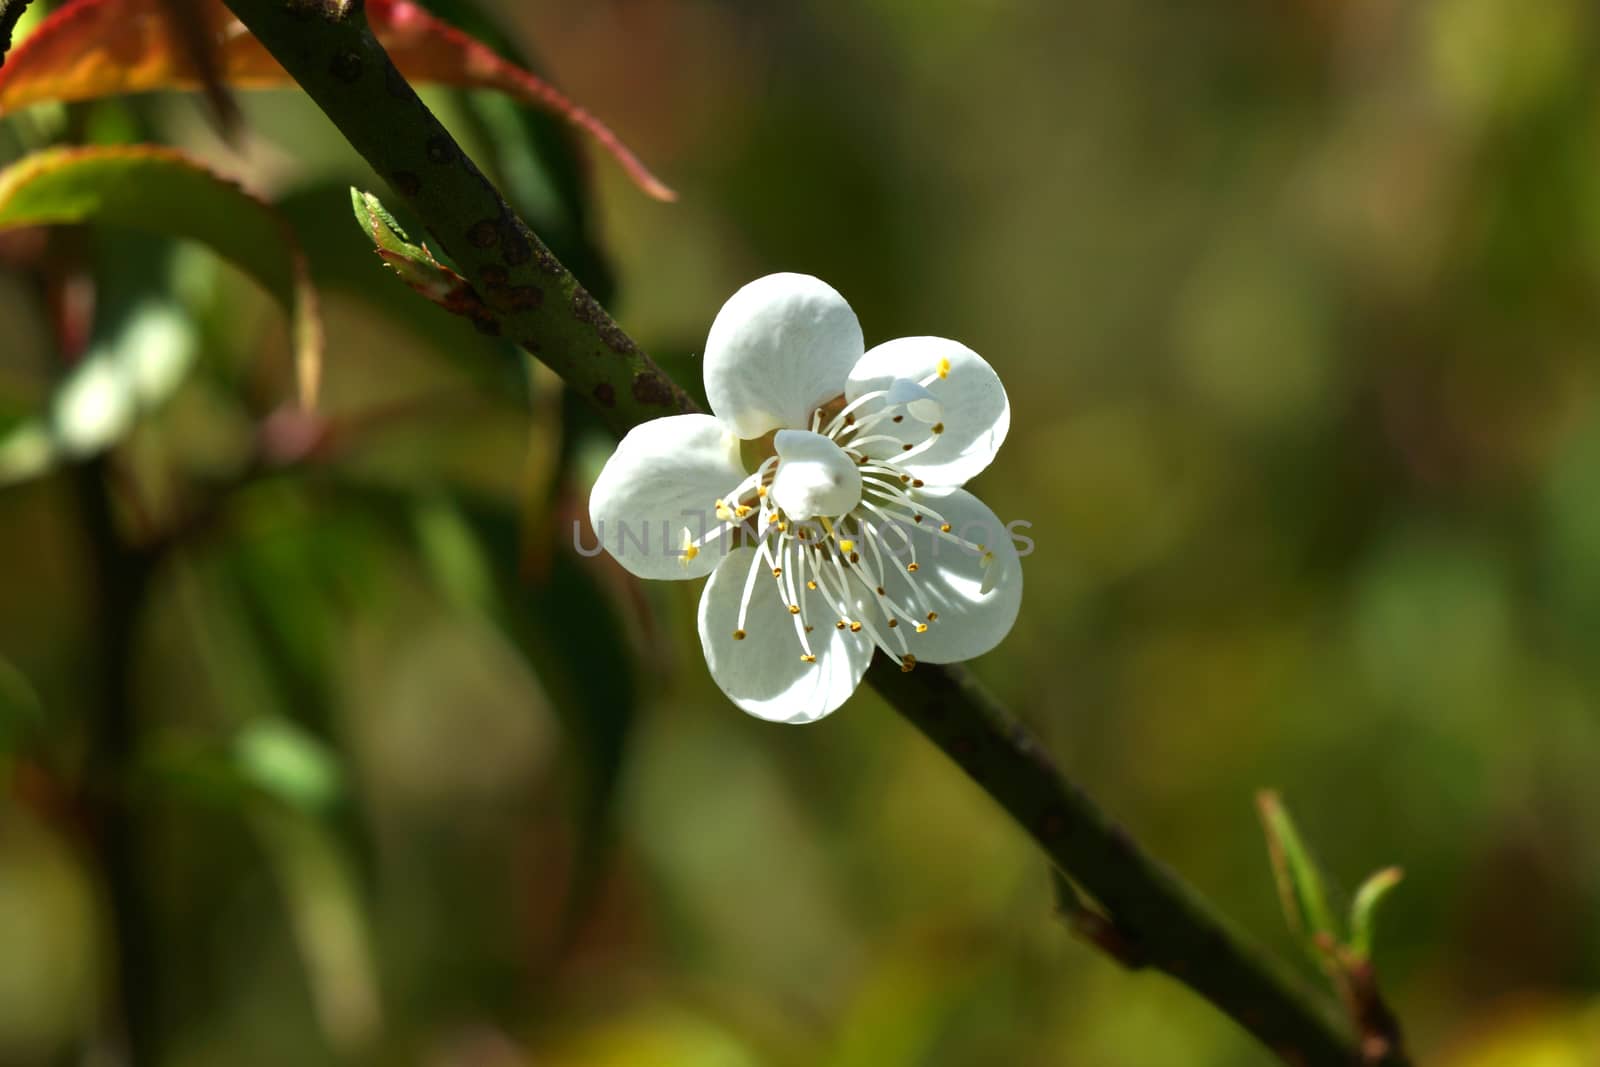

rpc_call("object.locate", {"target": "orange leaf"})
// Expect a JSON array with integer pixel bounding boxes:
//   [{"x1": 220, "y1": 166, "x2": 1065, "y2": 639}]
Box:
[{"x1": 0, "y1": 0, "x2": 675, "y2": 201}]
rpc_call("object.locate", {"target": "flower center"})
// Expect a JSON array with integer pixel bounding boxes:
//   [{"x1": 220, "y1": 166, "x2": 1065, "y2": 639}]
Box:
[
  {"x1": 768, "y1": 430, "x2": 861, "y2": 520},
  {"x1": 684, "y1": 363, "x2": 985, "y2": 672}
]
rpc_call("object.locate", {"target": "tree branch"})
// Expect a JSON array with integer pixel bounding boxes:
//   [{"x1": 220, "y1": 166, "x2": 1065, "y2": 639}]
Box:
[
  {"x1": 222, "y1": 0, "x2": 693, "y2": 436},
  {"x1": 219, "y1": 1, "x2": 1407, "y2": 1062}
]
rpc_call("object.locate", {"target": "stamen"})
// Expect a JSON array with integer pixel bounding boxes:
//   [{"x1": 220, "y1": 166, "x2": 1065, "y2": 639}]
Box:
[
  {"x1": 734, "y1": 538, "x2": 769, "y2": 633},
  {"x1": 803, "y1": 546, "x2": 888, "y2": 655},
  {"x1": 901, "y1": 654, "x2": 917, "y2": 672},
  {"x1": 815, "y1": 544, "x2": 903, "y2": 655},
  {"x1": 822, "y1": 388, "x2": 888, "y2": 437}
]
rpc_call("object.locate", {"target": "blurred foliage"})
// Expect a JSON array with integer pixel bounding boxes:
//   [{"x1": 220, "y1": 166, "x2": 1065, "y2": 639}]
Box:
[{"x1": 3, "y1": 0, "x2": 1600, "y2": 1064}]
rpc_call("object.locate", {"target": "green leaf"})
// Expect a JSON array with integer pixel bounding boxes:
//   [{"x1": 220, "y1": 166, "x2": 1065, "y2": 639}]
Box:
[
  {"x1": 0, "y1": 144, "x2": 322, "y2": 407},
  {"x1": 1256, "y1": 790, "x2": 1339, "y2": 955},
  {"x1": 1347, "y1": 866, "x2": 1404, "y2": 961}
]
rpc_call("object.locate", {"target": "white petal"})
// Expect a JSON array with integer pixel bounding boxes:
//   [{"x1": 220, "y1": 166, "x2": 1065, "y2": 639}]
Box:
[
  {"x1": 704, "y1": 273, "x2": 864, "y2": 439},
  {"x1": 845, "y1": 337, "x2": 1010, "y2": 486},
  {"x1": 855, "y1": 488, "x2": 1021, "y2": 664},
  {"x1": 588, "y1": 414, "x2": 748, "y2": 581},
  {"x1": 698, "y1": 546, "x2": 874, "y2": 723}
]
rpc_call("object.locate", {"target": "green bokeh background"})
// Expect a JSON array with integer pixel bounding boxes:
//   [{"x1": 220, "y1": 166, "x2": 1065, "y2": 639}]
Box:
[{"x1": 4, "y1": 1, "x2": 1600, "y2": 1064}]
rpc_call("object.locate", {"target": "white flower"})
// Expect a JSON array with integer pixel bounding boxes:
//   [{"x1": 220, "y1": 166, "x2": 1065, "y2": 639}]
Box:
[{"x1": 588, "y1": 273, "x2": 1022, "y2": 724}]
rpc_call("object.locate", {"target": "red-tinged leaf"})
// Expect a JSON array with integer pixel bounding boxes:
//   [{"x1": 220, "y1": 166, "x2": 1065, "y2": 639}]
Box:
[
  {"x1": 0, "y1": 144, "x2": 322, "y2": 409},
  {"x1": 0, "y1": 0, "x2": 675, "y2": 201}
]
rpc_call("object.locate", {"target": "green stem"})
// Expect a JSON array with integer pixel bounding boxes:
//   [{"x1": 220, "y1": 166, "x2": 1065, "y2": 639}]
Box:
[{"x1": 220, "y1": 2, "x2": 1407, "y2": 1062}]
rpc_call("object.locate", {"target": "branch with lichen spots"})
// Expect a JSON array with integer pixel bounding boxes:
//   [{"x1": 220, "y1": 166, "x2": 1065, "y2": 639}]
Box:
[{"x1": 219, "y1": 1, "x2": 1409, "y2": 1063}]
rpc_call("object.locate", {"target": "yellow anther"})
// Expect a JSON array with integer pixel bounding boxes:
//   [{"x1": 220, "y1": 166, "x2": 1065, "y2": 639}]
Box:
[
  {"x1": 800, "y1": 654, "x2": 817, "y2": 663},
  {"x1": 757, "y1": 485, "x2": 768, "y2": 497},
  {"x1": 778, "y1": 522, "x2": 789, "y2": 532},
  {"x1": 836, "y1": 620, "x2": 847, "y2": 629},
  {"x1": 715, "y1": 499, "x2": 735, "y2": 521},
  {"x1": 838, "y1": 538, "x2": 855, "y2": 553},
  {"x1": 771, "y1": 567, "x2": 782, "y2": 577},
  {"x1": 788, "y1": 604, "x2": 801, "y2": 615},
  {"x1": 680, "y1": 544, "x2": 700, "y2": 565},
  {"x1": 915, "y1": 623, "x2": 928, "y2": 633},
  {"x1": 906, "y1": 562, "x2": 919, "y2": 573},
  {"x1": 735, "y1": 504, "x2": 752, "y2": 518},
  {"x1": 807, "y1": 580, "x2": 818, "y2": 590},
  {"x1": 849, "y1": 621, "x2": 862, "y2": 632},
  {"x1": 939, "y1": 523, "x2": 952, "y2": 533},
  {"x1": 732, "y1": 629, "x2": 746, "y2": 641},
  {"x1": 936, "y1": 358, "x2": 950, "y2": 379}
]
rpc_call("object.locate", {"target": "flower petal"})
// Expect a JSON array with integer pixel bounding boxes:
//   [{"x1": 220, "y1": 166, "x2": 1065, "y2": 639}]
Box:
[
  {"x1": 705, "y1": 273, "x2": 864, "y2": 439},
  {"x1": 698, "y1": 545, "x2": 874, "y2": 723},
  {"x1": 588, "y1": 414, "x2": 748, "y2": 580},
  {"x1": 855, "y1": 488, "x2": 1021, "y2": 664},
  {"x1": 845, "y1": 337, "x2": 1010, "y2": 486}
]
